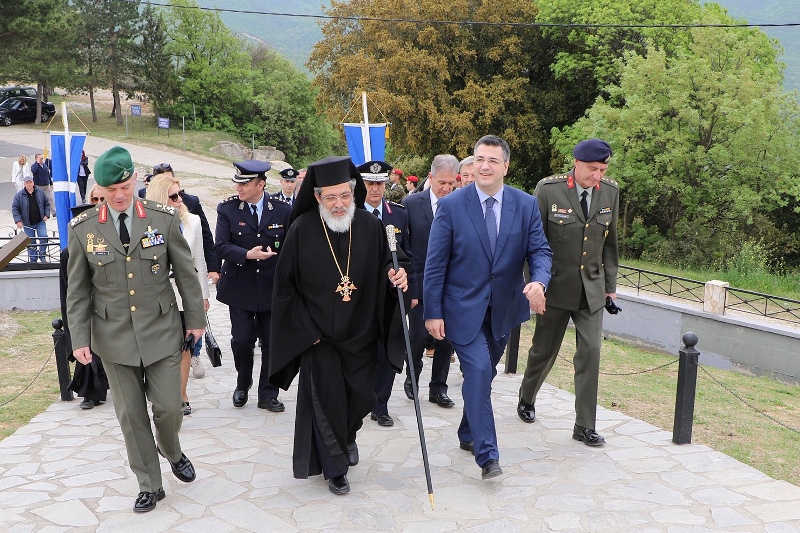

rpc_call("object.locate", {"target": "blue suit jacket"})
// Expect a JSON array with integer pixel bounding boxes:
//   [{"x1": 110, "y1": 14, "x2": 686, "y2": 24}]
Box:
[
  {"x1": 423, "y1": 183, "x2": 552, "y2": 345},
  {"x1": 401, "y1": 190, "x2": 434, "y2": 301}
]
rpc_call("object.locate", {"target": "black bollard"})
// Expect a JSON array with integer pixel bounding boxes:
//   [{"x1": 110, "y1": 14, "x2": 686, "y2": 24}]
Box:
[
  {"x1": 504, "y1": 324, "x2": 521, "y2": 374},
  {"x1": 672, "y1": 332, "x2": 699, "y2": 444},
  {"x1": 52, "y1": 318, "x2": 73, "y2": 401}
]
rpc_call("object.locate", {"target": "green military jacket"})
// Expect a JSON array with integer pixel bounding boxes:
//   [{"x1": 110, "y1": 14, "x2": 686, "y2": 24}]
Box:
[
  {"x1": 66, "y1": 199, "x2": 205, "y2": 366},
  {"x1": 534, "y1": 171, "x2": 619, "y2": 313}
]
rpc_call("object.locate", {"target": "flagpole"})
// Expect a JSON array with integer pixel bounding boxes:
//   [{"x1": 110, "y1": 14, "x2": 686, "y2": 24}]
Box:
[
  {"x1": 61, "y1": 103, "x2": 72, "y2": 201},
  {"x1": 361, "y1": 91, "x2": 372, "y2": 162},
  {"x1": 385, "y1": 224, "x2": 435, "y2": 510}
]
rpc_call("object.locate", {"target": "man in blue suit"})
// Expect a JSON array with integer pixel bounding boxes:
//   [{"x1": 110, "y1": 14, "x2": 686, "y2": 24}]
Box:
[
  {"x1": 357, "y1": 160, "x2": 412, "y2": 427},
  {"x1": 424, "y1": 135, "x2": 552, "y2": 480}
]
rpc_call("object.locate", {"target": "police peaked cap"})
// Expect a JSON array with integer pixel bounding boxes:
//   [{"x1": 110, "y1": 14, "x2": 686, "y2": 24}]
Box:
[
  {"x1": 573, "y1": 138, "x2": 612, "y2": 164},
  {"x1": 279, "y1": 168, "x2": 298, "y2": 180},
  {"x1": 357, "y1": 160, "x2": 393, "y2": 182},
  {"x1": 289, "y1": 155, "x2": 366, "y2": 225},
  {"x1": 232, "y1": 160, "x2": 271, "y2": 183}
]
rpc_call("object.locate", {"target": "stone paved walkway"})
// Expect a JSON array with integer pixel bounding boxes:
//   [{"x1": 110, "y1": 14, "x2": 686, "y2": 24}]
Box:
[{"x1": 2, "y1": 287, "x2": 800, "y2": 532}]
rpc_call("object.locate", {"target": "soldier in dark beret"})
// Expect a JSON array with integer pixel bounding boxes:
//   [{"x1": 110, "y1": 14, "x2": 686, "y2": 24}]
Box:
[
  {"x1": 66, "y1": 146, "x2": 205, "y2": 512},
  {"x1": 518, "y1": 137, "x2": 619, "y2": 447},
  {"x1": 215, "y1": 160, "x2": 290, "y2": 412}
]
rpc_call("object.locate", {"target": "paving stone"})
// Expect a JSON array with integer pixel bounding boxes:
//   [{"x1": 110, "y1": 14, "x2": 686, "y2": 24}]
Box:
[
  {"x1": 31, "y1": 500, "x2": 98, "y2": 527},
  {"x1": 710, "y1": 507, "x2": 758, "y2": 527}
]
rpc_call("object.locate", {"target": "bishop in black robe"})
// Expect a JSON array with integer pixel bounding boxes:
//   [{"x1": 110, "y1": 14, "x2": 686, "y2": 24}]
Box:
[{"x1": 269, "y1": 205, "x2": 407, "y2": 485}]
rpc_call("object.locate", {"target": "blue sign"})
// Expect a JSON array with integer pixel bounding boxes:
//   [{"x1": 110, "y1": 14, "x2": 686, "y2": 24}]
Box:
[
  {"x1": 157, "y1": 117, "x2": 170, "y2": 129},
  {"x1": 131, "y1": 105, "x2": 141, "y2": 116}
]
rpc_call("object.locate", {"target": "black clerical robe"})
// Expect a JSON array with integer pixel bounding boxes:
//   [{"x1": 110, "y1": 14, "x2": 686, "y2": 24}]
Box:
[{"x1": 269, "y1": 208, "x2": 406, "y2": 479}]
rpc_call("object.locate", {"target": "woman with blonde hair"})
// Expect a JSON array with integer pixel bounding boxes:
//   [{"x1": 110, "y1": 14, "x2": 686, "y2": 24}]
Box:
[
  {"x1": 147, "y1": 174, "x2": 210, "y2": 415},
  {"x1": 11, "y1": 155, "x2": 32, "y2": 191}
]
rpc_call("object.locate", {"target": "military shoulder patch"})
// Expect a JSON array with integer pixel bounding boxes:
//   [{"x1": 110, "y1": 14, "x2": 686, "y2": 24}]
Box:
[
  {"x1": 601, "y1": 176, "x2": 619, "y2": 188},
  {"x1": 140, "y1": 200, "x2": 176, "y2": 215},
  {"x1": 69, "y1": 208, "x2": 99, "y2": 228}
]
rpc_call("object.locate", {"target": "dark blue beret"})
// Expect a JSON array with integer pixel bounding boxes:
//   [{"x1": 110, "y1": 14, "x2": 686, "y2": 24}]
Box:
[
  {"x1": 232, "y1": 160, "x2": 271, "y2": 183},
  {"x1": 573, "y1": 138, "x2": 612, "y2": 163},
  {"x1": 356, "y1": 160, "x2": 392, "y2": 182}
]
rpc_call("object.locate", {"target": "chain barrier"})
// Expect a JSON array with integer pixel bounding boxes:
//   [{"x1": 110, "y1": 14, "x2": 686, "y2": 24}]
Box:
[{"x1": 0, "y1": 345, "x2": 55, "y2": 408}]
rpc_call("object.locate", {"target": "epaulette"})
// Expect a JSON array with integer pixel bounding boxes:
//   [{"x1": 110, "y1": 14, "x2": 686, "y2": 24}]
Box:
[
  {"x1": 220, "y1": 195, "x2": 240, "y2": 205},
  {"x1": 387, "y1": 201, "x2": 405, "y2": 209},
  {"x1": 600, "y1": 176, "x2": 619, "y2": 188},
  {"x1": 140, "y1": 199, "x2": 175, "y2": 216},
  {"x1": 541, "y1": 173, "x2": 570, "y2": 184},
  {"x1": 69, "y1": 208, "x2": 99, "y2": 228}
]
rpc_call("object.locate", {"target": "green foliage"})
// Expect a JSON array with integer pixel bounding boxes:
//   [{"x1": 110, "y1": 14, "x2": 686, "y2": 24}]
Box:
[
  {"x1": 132, "y1": 5, "x2": 177, "y2": 115},
  {"x1": 556, "y1": 5, "x2": 800, "y2": 269}
]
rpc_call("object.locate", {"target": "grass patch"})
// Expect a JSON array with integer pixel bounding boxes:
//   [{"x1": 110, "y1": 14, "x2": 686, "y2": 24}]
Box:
[
  {"x1": 0, "y1": 311, "x2": 63, "y2": 439},
  {"x1": 513, "y1": 319, "x2": 800, "y2": 485}
]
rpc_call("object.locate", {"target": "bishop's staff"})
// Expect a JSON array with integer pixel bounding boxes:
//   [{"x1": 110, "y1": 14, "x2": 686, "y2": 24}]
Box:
[{"x1": 386, "y1": 224, "x2": 434, "y2": 510}]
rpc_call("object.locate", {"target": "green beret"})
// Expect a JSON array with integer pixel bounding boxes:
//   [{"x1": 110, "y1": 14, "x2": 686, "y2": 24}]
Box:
[{"x1": 94, "y1": 146, "x2": 135, "y2": 187}]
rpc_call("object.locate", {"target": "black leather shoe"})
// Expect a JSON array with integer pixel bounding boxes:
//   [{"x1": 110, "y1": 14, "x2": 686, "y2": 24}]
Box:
[
  {"x1": 232, "y1": 389, "x2": 248, "y2": 407},
  {"x1": 79, "y1": 398, "x2": 96, "y2": 410},
  {"x1": 403, "y1": 377, "x2": 414, "y2": 400},
  {"x1": 481, "y1": 459, "x2": 503, "y2": 480},
  {"x1": 429, "y1": 392, "x2": 455, "y2": 408},
  {"x1": 328, "y1": 474, "x2": 350, "y2": 495},
  {"x1": 459, "y1": 441, "x2": 475, "y2": 455},
  {"x1": 347, "y1": 442, "x2": 359, "y2": 466},
  {"x1": 257, "y1": 398, "x2": 285, "y2": 412},
  {"x1": 573, "y1": 425, "x2": 606, "y2": 446},
  {"x1": 370, "y1": 413, "x2": 394, "y2": 427},
  {"x1": 157, "y1": 447, "x2": 196, "y2": 482},
  {"x1": 133, "y1": 488, "x2": 165, "y2": 512},
  {"x1": 517, "y1": 399, "x2": 535, "y2": 423}
]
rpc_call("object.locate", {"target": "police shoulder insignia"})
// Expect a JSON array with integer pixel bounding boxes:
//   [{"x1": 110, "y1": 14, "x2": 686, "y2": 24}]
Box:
[
  {"x1": 388, "y1": 201, "x2": 405, "y2": 209},
  {"x1": 220, "y1": 195, "x2": 239, "y2": 206}
]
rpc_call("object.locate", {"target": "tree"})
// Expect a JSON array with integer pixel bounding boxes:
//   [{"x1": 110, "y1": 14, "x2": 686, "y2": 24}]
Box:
[
  {"x1": 554, "y1": 8, "x2": 800, "y2": 269},
  {"x1": 131, "y1": 5, "x2": 177, "y2": 115},
  {"x1": 309, "y1": 0, "x2": 565, "y2": 187}
]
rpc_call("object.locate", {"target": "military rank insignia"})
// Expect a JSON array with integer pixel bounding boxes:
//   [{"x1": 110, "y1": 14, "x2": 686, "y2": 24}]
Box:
[
  {"x1": 141, "y1": 226, "x2": 165, "y2": 248},
  {"x1": 86, "y1": 233, "x2": 109, "y2": 255}
]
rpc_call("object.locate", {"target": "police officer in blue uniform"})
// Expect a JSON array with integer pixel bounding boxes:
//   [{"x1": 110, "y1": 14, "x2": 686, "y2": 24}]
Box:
[
  {"x1": 357, "y1": 160, "x2": 412, "y2": 427},
  {"x1": 215, "y1": 161, "x2": 291, "y2": 411},
  {"x1": 270, "y1": 168, "x2": 298, "y2": 206}
]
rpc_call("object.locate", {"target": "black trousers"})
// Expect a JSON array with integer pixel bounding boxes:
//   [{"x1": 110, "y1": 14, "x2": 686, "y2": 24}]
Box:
[
  {"x1": 228, "y1": 306, "x2": 279, "y2": 400},
  {"x1": 408, "y1": 299, "x2": 451, "y2": 395},
  {"x1": 372, "y1": 340, "x2": 396, "y2": 416}
]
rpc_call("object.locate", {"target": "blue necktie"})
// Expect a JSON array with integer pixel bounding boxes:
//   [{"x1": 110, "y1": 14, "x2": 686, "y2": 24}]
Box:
[{"x1": 485, "y1": 196, "x2": 497, "y2": 256}]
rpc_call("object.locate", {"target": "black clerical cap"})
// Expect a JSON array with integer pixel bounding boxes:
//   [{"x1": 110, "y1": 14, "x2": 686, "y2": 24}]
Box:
[
  {"x1": 279, "y1": 168, "x2": 298, "y2": 181},
  {"x1": 356, "y1": 160, "x2": 392, "y2": 182},
  {"x1": 232, "y1": 160, "x2": 271, "y2": 183},
  {"x1": 573, "y1": 138, "x2": 612, "y2": 164},
  {"x1": 289, "y1": 155, "x2": 366, "y2": 225}
]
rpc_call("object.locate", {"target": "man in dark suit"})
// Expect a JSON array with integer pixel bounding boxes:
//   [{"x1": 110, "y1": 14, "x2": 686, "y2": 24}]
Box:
[
  {"x1": 357, "y1": 160, "x2": 411, "y2": 427},
  {"x1": 31, "y1": 153, "x2": 55, "y2": 217},
  {"x1": 424, "y1": 135, "x2": 552, "y2": 480},
  {"x1": 518, "y1": 138, "x2": 619, "y2": 447},
  {"x1": 270, "y1": 168, "x2": 298, "y2": 206},
  {"x1": 215, "y1": 160, "x2": 291, "y2": 411},
  {"x1": 402, "y1": 155, "x2": 459, "y2": 408}
]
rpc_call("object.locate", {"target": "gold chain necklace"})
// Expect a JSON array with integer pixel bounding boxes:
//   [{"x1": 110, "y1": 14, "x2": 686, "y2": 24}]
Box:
[{"x1": 320, "y1": 212, "x2": 357, "y2": 301}]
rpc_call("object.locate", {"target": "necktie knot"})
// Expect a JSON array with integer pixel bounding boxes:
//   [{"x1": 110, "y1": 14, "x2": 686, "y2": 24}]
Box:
[{"x1": 372, "y1": 208, "x2": 380, "y2": 218}]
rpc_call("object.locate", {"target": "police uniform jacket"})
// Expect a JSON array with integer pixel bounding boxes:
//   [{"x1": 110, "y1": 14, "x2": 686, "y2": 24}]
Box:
[
  {"x1": 269, "y1": 191, "x2": 293, "y2": 206},
  {"x1": 534, "y1": 170, "x2": 619, "y2": 313},
  {"x1": 66, "y1": 199, "x2": 205, "y2": 367},
  {"x1": 371, "y1": 199, "x2": 413, "y2": 294},
  {"x1": 215, "y1": 194, "x2": 291, "y2": 313}
]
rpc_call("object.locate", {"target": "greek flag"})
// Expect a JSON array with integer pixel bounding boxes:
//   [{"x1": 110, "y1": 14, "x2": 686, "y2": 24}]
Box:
[
  {"x1": 50, "y1": 106, "x2": 88, "y2": 248},
  {"x1": 343, "y1": 123, "x2": 386, "y2": 167}
]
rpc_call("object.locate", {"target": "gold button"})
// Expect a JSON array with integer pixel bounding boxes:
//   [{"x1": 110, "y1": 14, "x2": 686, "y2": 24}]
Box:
[
  {"x1": 97, "y1": 261, "x2": 102, "y2": 266},
  {"x1": 584, "y1": 237, "x2": 588, "y2": 241},
  {"x1": 131, "y1": 306, "x2": 136, "y2": 312},
  {"x1": 582, "y1": 251, "x2": 587, "y2": 256},
  {"x1": 129, "y1": 290, "x2": 135, "y2": 296},
  {"x1": 585, "y1": 223, "x2": 589, "y2": 228},
  {"x1": 126, "y1": 257, "x2": 131, "y2": 262},
  {"x1": 558, "y1": 220, "x2": 563, "y2": 224},
  {"x1": 128, "y1": 273, "x2": 134, "y2": 279},
  {"x1": 580, "y1": 265, "x2": 584, "y2": 270},
  {"x1": 153, "y1": 256, "x2": 157, "y2": 260}
]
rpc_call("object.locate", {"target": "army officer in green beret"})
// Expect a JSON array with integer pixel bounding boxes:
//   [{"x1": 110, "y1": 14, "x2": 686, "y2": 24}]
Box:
[{"x1": 66, "y1": 146, "x2": 206, "y2": 513}]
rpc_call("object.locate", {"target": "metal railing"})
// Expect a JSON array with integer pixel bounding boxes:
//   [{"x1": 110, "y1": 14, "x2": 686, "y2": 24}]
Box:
[
  {"x1": 617, "y1": 265, "x2": 800, "y2": 325},
  {"x1": 1, "y1": 228, "x2": 61, "y2": 267}
]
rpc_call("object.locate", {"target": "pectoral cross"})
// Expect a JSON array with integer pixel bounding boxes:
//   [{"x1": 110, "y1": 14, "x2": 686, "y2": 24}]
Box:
[{"x1": 336, "y1": 276, "x2": 357, "y2": 302}]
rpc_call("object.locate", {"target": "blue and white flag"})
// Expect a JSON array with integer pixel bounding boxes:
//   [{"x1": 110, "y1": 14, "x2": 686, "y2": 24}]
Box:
[
  {"x1": 343, "y1": 123, "x2": 386, "y2": 167},
  {"x1": 50, "y1": 104, "x2": 88, "y2": 249}
]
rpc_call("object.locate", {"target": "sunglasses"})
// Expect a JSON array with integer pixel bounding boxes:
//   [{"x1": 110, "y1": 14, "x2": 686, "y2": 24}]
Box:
[
  {"x1": 153, "y1": 163, "x2": 173, "y2": 174},
  {"x1": 90, "y1": 196, "x2": 104, "y2": 204},
  {"x1": 168, "y1": 189, "x2": 185, "y2": 202}
]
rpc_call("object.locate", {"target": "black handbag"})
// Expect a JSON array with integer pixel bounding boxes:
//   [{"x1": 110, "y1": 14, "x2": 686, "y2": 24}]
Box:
[{"x1": 204, "y1": 314, "x2": 222, "y2": 367}]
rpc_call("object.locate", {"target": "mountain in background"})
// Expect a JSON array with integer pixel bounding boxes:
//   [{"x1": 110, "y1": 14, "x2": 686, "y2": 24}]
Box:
[{"x1": 194, "y1": 0, "x2": 799, "y2": 91}]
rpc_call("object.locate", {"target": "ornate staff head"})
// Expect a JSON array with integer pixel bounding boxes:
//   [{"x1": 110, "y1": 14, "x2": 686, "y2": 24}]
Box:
[{"x1": 385, "y1": 224, "x2": 397, "y2": 252}]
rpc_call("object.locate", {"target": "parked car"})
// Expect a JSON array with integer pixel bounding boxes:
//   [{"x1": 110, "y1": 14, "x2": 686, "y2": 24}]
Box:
[
  {"x1": 0, "y1": 96, "x2": 55, "y2": 126},
  {"x1": 0, "y1": 86, "x2": 37, "y2": 101}
]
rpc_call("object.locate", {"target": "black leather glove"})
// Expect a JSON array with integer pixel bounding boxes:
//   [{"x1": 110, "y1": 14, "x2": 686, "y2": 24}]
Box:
[{"x1": 605, "y1": 296, "x2": 622, "y2": 315}]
